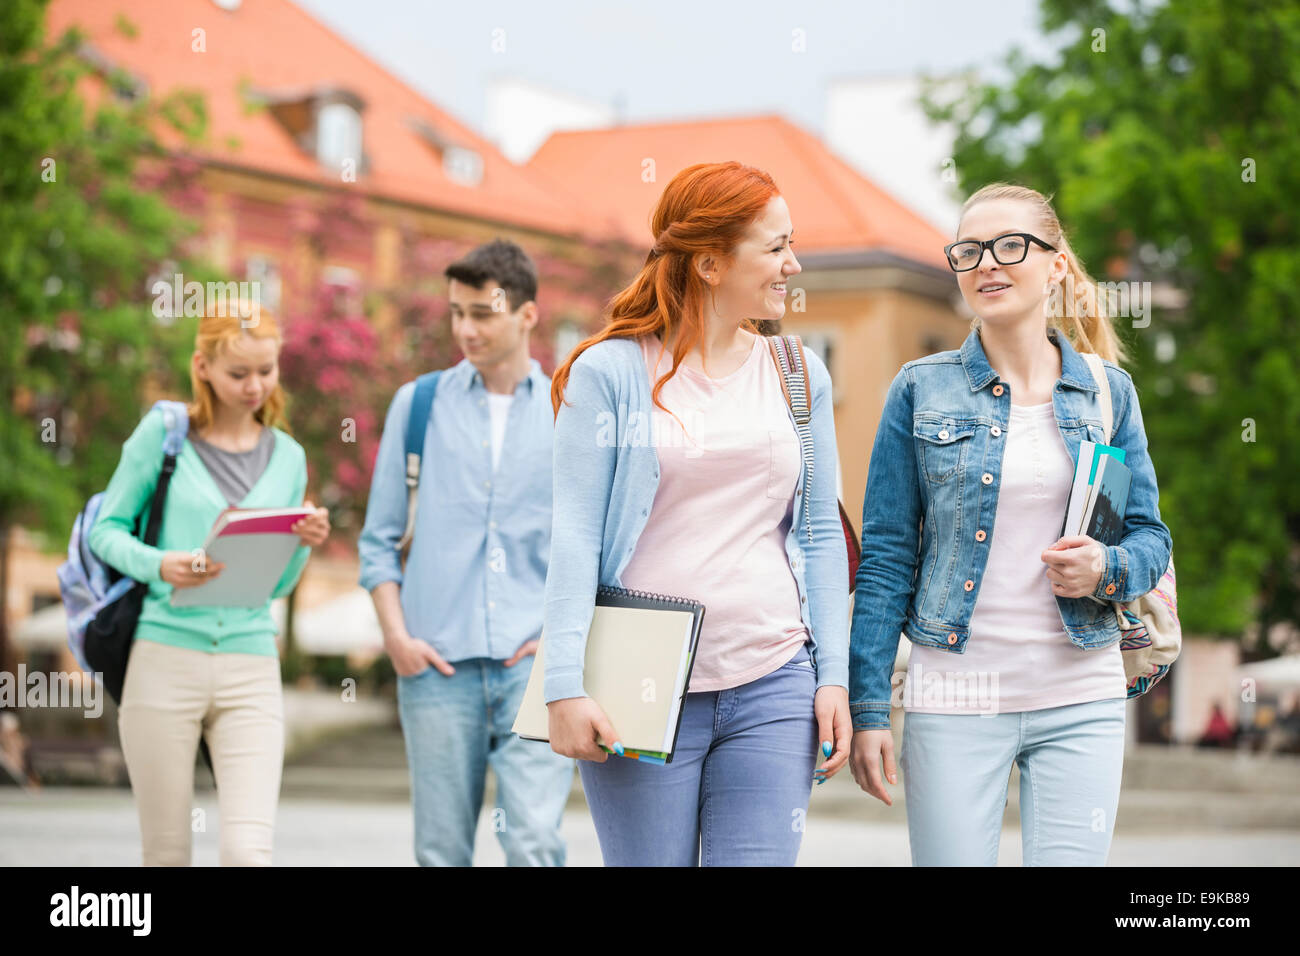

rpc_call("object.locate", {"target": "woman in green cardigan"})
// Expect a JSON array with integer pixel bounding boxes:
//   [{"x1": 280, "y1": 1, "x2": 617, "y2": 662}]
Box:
[{"x1": 89, "y1": 304, "x2": 329, "y2": 866}]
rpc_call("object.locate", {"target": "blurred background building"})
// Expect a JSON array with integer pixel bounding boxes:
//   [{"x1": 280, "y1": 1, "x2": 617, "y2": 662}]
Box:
[{"x1": 11, "y1": 0, "x2": 973, "y2": 695}]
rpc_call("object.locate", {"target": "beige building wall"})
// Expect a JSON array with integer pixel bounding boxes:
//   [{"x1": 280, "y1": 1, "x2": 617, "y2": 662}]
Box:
[
  {"x1": 1172, "y1": 638, "x2": 1242, "y2": 744},
  {"x1": 785, "y1": 282, "x2": 968, "y2": 531}
]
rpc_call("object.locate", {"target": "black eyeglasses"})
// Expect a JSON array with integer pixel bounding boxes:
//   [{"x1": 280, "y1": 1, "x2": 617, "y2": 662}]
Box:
[{"x1": 943, "y1": 233, "x2": 1056, "y2": 272}]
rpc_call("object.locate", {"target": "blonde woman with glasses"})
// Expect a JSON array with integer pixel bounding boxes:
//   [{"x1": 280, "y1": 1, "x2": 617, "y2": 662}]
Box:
[{"x1": 848, "y1": 184, "x2": 1171, "y2": 866}]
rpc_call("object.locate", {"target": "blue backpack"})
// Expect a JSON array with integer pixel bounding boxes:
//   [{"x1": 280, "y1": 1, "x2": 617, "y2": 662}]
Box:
[
  {"x1": 57, "y1": 400, "x2": 189, "y2": 698},
  {"x1": 394, "y1": 371, "x2": 441, "y2": 559}
]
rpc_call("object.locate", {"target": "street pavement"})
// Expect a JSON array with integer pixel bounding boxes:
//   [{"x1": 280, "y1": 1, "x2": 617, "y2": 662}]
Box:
[{"x1": 3, "y1": 787, "x2": 1298, "y2": 866}]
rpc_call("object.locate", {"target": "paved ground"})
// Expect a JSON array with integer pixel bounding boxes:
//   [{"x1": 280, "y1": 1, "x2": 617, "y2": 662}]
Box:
[
  {"x1": 3, "y1": 787, "x2": 1299, "y2": 866},
  {"x1": 11, "y1": 723, "x2": 1299, "y2": 865}
]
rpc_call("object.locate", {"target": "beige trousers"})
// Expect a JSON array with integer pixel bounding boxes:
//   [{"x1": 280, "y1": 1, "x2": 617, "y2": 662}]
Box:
[{"x1": 117, "y1": 638, "x2": 284, "y2": 866}]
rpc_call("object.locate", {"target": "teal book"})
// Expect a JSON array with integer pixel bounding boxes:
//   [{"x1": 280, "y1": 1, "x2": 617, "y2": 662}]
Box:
[{"x1": 1064, "y1": 441, "x2": 1127, "y2": 538}]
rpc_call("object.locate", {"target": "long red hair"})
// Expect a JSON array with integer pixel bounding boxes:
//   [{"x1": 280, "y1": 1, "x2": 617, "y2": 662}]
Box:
[{"x1": 550, "y1": 161, "x2": 779, "y2": 415}]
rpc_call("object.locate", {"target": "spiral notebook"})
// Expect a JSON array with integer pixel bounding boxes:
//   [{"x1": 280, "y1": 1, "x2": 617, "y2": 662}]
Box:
[{"x1": 511, "y1": 586, "x2": 706, "y2": 763}]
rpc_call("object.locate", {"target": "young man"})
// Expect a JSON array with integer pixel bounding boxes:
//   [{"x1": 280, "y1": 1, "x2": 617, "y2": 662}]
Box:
[{"x1": 359, "y1": 239, "x2": 573, "y2": 866}]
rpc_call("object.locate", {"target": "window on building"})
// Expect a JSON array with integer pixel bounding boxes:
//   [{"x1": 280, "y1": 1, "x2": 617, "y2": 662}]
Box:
[
  {"x1": 31, "y1": 592, "x2": 61, "y2": 614},
  {"x1": 317, "y1": 102, "x2": 363, "y2": 172},
  {"x1": 407, "y1": 117, "x2": 484, "y2": 187},
  {"x1": 244, "y1": 254, "x2": 282, "y2": 313},
  {"x1": 553, "y1": 321, "x2": 584, "y2": 366},
  {"x1": 322, "y1": 265, "x2": 362, "y2": 314},
  {"x1": 443, "y1": 146, "x2": 484, "y2": 187},
  {"x1": 800, "y1": 331, "x2": 840, "y2": 403}
]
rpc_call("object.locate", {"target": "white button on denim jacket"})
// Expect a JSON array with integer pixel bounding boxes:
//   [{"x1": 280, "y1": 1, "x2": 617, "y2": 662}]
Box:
[
  {"x1": 542, "y1": 335, "x2": 849, "y2": 704},
  {"x1": 847, "y1": 327, "x2": 1172, "y2": 732}
]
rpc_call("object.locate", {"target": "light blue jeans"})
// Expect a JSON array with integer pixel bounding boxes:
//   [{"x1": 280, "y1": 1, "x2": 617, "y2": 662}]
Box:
[
  {"x1": 578, "y1": 644, "x2": 819, "y2": 866},
  {"x1": 397, "y1": 655, "x2": 575, "y2": 867},
  {"x1": 901, "y1": 696, "x2": 1127, "y2": 866}
]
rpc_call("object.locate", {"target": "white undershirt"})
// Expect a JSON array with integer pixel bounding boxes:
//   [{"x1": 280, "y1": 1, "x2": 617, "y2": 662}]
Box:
[
  {"x1": 486, "y1": 392, "x2": 514, "y2": 473},
  {"x1": 903, "y1": 401, "x2": 1127, "y2": 715}
]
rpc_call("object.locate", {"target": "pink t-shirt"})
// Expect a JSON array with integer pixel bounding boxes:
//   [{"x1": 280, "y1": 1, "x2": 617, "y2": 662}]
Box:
[
  {"x1": 619, "y1": 332, "x2": 809, "y2": 692},
  {"x1": 903, "y1": 401, "x2": 1127, "y2": 715}
]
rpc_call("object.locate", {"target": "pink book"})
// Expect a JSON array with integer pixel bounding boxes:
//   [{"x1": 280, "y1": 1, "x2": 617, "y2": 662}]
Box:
[{"x1": 169, "y1": 506, "x2": 315, "y2": 608}]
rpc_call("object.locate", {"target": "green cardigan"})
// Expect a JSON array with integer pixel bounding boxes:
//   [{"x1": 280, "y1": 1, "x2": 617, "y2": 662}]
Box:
[{"x1": 88, "y1": 405, "x2": 312, "y2": 656}]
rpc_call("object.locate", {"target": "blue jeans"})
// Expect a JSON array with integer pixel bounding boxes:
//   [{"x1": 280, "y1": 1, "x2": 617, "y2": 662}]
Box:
[
  {"x1": 901, "y1": 696, "x2": 1126, "y2": 866},
  {"x1": 397, "y1": 655, "x2": 575, "y2": 866},
  {"x1": 578, "y1": 644, "x2": 819, "y2": 866}
]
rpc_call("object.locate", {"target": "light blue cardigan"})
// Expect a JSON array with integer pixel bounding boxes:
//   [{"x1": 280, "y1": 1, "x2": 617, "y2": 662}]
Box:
[{"x1": 542, "y1": 334, "x2": 849, "y2": 703}]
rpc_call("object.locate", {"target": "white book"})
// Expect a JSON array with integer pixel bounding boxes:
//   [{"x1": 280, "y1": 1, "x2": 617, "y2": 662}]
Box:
[
  {"x1": 169, "y1": 506, "x2": 314, "y2": 608},
  {"x1": 511, "y1": 587, "x2": 705, "y2": 761},
  {"x1": 1063, "y1": 440, "x2": 1098, "y2": 537}
]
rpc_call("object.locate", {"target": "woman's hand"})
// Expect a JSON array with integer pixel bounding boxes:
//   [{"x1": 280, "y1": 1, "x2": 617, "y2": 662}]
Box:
[
  {"x1": 292, "y1": 500, "x2": 331, "y2": 547},
  {"x1": 160, "y1": 550, "x2": 226, "y2": 589},
  {"x1": 1041, "y1": 534, "x2": 1106, "y2": 598},
  {"x1": 812, "y1": 685, "x2": 851, "y2": 784},
  {"x1": 547, "y1": 696, "x2": 623, "y2": 762},
  {"x1": 849, "y1": 728, "x2": 898, "y2": 806}
]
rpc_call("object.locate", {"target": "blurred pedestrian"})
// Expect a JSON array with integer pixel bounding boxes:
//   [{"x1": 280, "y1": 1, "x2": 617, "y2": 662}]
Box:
[
  {"x1": 1197, "y1": 701, "x2": 1235, "y2": 748},
  {"x1": 359, "y1": 239, "x2": 573, "y2": 867},
  {"x1": 90, "y1": 304, "x2": 328, "y2": 865}
]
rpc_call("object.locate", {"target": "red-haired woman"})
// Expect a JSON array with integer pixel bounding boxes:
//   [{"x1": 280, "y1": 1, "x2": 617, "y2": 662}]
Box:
[
  {"x1": 90, "y1": 304, "x2": 329, "y2": 865},
  {"x1": 543, "y1": 162, "x2": 850, "y2": 866}
]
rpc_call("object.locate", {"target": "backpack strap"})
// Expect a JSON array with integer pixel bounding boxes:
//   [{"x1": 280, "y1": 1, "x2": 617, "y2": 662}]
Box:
[
  {"x1": 142, "y1": 400, "x2": 190, "y2": 547},
  {"x1": 396, "y1": 371, "x2": 441, "y2": 555},
  {"x1": 1079, "y1": 352, "x2": 1114, "y2": 443},
  {"x1": 765, "y1": 334, "x2": 815, "y2": 543}
]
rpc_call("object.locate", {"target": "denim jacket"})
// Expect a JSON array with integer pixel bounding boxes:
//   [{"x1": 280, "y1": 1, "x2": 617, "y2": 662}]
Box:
[
  {"x1": 848, "y1": 327, "x2": 1172, "y2": 732},
  {"x1": 543, "y1": 334, "x2": 849, "y2": 704}
]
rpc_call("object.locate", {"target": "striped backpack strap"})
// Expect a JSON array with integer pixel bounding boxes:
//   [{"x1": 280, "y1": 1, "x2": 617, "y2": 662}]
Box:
[{"x1": 766, "y1": 334, "x2": 815, "y2": 543}]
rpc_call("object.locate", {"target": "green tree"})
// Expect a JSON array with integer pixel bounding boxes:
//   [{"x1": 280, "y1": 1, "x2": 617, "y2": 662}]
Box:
[
  {"x1": 0, "y1": 0, "x2": 208, "y2": 672},
  {"x1": 924, "y1": 0, "x2": 1300, "y2": 652}
]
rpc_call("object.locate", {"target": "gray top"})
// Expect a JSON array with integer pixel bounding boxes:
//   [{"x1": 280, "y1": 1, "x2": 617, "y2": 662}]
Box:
[{"x1": 188, "y1": 425, "x2": 276, "y2": 505}]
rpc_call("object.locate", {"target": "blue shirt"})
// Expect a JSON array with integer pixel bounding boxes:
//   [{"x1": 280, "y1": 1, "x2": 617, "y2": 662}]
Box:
[
  {"x1": 542, "y1": 335, "x2": 849, "y2": 704},
  {"x1": 358, "y1": 358, "x2": 554, "y2": 662}
]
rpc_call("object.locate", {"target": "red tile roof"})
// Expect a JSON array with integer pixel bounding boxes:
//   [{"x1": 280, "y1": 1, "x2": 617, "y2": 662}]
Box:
[
  {"x1": 46, "y1": 0, "x2": 595, "y2": 237},
  {"x1": 528, "y1": 114, "x2": 950, "y2": 268}
]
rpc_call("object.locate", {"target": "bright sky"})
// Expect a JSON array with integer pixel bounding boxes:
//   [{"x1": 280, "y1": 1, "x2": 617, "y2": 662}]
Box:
[{"x1": 295, "y1": 0, "x2": 1049, "y2": 137}]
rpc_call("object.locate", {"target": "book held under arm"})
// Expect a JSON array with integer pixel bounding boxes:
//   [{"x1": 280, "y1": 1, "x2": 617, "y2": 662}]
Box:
[
  {"x1": 169, "y1": 506, "x2": 314, "y2": 608},
  {"x1": 1080, "y1": 453, "x2": 1132, "y2": 547},
  {"x1": 1061, "y1": 439, "x2": 1132, "y2": 605},
  {"x1": 511, "y1": 586, "x2": 705, "y2": 764}
]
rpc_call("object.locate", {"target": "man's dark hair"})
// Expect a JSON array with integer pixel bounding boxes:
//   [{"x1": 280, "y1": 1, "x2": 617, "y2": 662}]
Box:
[{"x1": 444, "y1": 238, "x2": 538, "y2": 313}]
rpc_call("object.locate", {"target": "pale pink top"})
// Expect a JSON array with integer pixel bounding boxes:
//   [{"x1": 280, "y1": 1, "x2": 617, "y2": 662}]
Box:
[
  {"x1": 904, "y1": 401, "x2": 1127, "y2": 715},
  {"x1": 618, "y1": 332, "x2": 809, "y2": 692}
]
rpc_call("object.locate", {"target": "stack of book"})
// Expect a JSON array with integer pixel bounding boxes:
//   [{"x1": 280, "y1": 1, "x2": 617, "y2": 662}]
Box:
[{"x1": 1063, "y1": 441, "x2": 1132, "y2": 602}]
